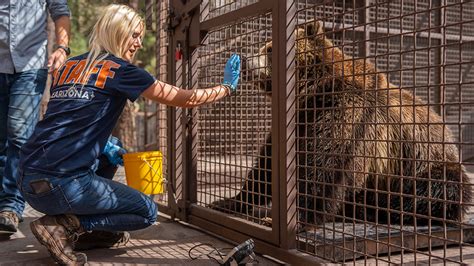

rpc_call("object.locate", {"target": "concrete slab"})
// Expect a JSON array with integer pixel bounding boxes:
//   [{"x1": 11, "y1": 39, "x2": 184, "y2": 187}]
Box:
[
  {"x1": 0, "y1": 208, "x2": 280, "y2": 265},
  {"x1": 0, "y1": 167, "x2": 280, "y2": 265}
]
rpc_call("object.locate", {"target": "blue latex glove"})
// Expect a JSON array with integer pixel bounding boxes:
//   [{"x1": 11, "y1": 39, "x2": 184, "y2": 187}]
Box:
[
  {"x1": 222, "y1": 54, "x2": 241, "y2": 94},
  {"x1": 103, "y1": 136, "x2": 127, "y2": 166}
]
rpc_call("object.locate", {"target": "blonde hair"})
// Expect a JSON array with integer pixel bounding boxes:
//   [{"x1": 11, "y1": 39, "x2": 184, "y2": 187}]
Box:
[{"x1": 78, "y1": 4, "x2": 144, "y2": 84}]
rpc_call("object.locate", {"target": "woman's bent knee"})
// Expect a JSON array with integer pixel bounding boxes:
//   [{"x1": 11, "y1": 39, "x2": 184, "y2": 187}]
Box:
[{"x1": 144, "y1": 200, "x2": 158, "y2": 226}]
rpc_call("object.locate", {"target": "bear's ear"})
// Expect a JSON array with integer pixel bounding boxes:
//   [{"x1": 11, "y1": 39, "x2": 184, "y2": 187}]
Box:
[
  {"x1": 304, "y1": 20, "x2": 325, "y2": 39},
  {"x1": 315, "y1": 20, "x2": 325, "y2": 35}
]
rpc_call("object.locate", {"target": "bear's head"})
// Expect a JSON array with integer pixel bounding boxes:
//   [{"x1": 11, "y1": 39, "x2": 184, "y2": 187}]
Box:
[{"x1": 249, "y1": 20, "x2": 335, "y2": 94}]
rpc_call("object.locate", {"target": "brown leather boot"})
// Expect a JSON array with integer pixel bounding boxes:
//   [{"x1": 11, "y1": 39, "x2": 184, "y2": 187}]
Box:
[
  {"x1": 74, "y1": 230, "x2": 130, "y2": 251},
  {"x1": 30, "y1": 214, "x2": 87, "y2": 265},
  {"x1": 0, "y1": 211, "x2": 20, "y2": 234}
]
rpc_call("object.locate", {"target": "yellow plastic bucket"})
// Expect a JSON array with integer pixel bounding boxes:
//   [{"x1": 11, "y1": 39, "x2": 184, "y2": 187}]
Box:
[{"x1": 123, "y1": 151, "x2": 164, "y2": 195}]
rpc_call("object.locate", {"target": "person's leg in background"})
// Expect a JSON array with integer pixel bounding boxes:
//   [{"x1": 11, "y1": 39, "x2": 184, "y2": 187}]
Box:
[
  {"x1": 0, "y1": 73, "x2": 11, "y2": 232},
  {"x1": 0, "y1": 69, "x2": 46, "y2": 234},
  {"x1": 0, "y1": 74, "x2": 9, "y2": 193}
]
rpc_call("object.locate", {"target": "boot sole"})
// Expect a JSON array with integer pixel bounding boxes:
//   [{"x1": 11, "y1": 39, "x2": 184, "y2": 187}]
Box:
[
  {"x1": 30, "y1": 220, "x2": 87, "y2": 265},
  {"x1": 0, "y1": 230, "x2": 15, "y2": 235},
  {"x1": 0, "y1": 228, "x2": 16, "y2": 235},
  {"x1": 0, "y1": 224, "x2": 17, "y2": 234},
  {"x1": 75, "y1": 231, "x2": 130, "y2": 251}
]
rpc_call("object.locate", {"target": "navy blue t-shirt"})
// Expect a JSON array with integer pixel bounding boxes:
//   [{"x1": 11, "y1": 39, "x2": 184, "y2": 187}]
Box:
[{"x1": 19, "y1": 53, "x2": 156, "y2": 176}]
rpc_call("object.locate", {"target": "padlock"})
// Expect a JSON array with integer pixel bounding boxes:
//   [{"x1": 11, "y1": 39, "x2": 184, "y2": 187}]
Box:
[{"x1": 175, "y1": 43, "x2": 183, "y2": 60}]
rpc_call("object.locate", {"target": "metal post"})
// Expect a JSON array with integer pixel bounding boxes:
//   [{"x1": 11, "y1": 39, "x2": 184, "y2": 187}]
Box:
[
  {"x1": 357, "y1": 0, "x2": 370, "y2": 58},
  {"x1": 166, "y1": 0, "x2": 181, "y2": 218},
  {"x1": 434, "y1": 0, "x2": 445, "y2": 115},
  {"x1": 187, "y1": 47, "x2": 199, "y2": 206},
  {"x1": 273, "y1": 0, "x2": 297, "y2": 249}
]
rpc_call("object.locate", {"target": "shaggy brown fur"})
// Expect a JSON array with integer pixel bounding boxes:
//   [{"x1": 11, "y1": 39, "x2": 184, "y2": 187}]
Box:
[{"x1": 211, "y1": 20, "x2": 472, "y2": 226}]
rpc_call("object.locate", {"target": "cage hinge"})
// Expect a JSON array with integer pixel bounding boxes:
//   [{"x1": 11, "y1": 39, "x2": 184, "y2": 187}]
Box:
[
  {"x1": 167, "y1": 8, "x2": 181, "y2": 32},
  {"x1": 169, "y1": 0, "x2": 202, "y2": 49},
  {"x1": 176, "y1": 199, "x2": 192, "y2": 220}
]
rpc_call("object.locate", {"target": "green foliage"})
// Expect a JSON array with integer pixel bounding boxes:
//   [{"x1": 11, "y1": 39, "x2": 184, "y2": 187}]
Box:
[
  {"x1": 70, "y1": 30, "x2": 88, "y2": 57},
  {"x1": 68, "y1": 0, "x2": 156, "y2": 75},
  {"x1": 136, "y1": 33, "x2": 156, "y2": 74}
]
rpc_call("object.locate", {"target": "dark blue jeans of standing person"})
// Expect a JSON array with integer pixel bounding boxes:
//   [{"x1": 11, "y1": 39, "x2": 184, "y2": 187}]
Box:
[
  {"x1": 0, "y1": 69, "x2": 47, "y2": 219},
  {"x1": 18, "y1": 161, "x2": 158, "y2": 232}
]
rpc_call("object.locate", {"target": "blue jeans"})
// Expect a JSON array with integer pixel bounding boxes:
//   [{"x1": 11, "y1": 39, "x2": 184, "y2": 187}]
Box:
[
  {"x1": 0, "y1": 69, "x2": 47, "y2": 218},
  {"x1": 18, "y1": 166, "x2": 158, "y2": 232}
]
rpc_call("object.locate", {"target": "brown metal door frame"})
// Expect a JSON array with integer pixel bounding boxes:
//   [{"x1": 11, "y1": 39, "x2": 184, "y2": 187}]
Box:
[
  {"x1": 166, "y1": 0, "x2": 281, "y2": 243},
  {"x1": 165, "y1": 0, "x2": 326, "y2": 263},
  {"x1": 184, "y1": 0, "x2": 279, "y2": 243}
]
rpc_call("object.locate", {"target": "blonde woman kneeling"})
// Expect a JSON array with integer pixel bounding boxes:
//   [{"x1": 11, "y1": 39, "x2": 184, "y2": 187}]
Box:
[{"x1": 18, "y1": 4, "x2": 240, "y2": 265}]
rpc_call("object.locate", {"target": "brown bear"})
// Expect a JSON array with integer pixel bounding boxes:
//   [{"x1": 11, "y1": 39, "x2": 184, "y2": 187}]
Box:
[{"x1": 211, "y1": 20, "x2": 472, "y2": 226}]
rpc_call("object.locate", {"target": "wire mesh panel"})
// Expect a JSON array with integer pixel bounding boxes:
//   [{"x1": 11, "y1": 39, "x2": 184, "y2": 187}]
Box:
[
  {"x1": 148, "y1": 0, "x2": 170, "y2": 206},
  {"x1": 166, "y1": 0, "x2": 474, "y2": 263},
  {"x1": 196, "y1": 12, "x2": 274, "y2": 226},
  {"x1": 292, "y1": 0, "x2": 474, "y2": 263},
  {"x1": 154, "y1": 0, "x2": 170, "y2": 205},
  {"x1": 132, "y1": 0, "x2": 169, "y2": 204},
  {"x1": 200, "y1": 0, "x2": 260, "y2": 21}
]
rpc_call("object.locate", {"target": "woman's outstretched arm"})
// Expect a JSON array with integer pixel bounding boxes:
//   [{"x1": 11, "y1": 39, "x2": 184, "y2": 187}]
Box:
[
  {"x1": 142, "y1": 54, "x2": 240, "y2": 108},
  {"x1": 142, "y1": 81, "x2": 231, "y2": 108}
]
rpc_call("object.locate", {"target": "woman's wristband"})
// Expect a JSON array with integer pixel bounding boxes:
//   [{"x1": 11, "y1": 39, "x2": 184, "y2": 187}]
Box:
[{"x1": 222, "y1": 84, "x2": 233, "y2": 96}]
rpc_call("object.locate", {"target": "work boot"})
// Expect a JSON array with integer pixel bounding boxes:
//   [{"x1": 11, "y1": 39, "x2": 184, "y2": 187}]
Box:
[
  {"x1": 30, "y1": 214, "x2": 87, "y2": 265},
  {"x1": 0, "y1": 211, "x2": 19, "y2": 234},
  {"x1": 75, "y1": 231, "x2": 130, "y2": 251}
]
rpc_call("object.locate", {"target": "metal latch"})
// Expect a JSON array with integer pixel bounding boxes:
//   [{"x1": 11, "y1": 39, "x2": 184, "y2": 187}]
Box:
[{"x1": 168, "y1": 0, "x2": 202, "y2": 50}]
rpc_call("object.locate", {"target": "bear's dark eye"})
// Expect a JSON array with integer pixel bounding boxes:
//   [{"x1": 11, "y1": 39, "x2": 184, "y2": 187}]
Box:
[{"x1": 266, "y1": 46, "x2": 272, "y2": 54}]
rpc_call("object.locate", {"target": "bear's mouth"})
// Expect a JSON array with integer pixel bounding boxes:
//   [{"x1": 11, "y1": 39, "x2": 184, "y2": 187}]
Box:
[
  {"x1": 258, "y1": 77, "x2": 272, "y2": 94},
  {"x1": 244, "y1": 54, "x2": 273, "y2": 94},
  {"x1": 246, "y1": 68, "x2": 271, "y2": 94}
]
